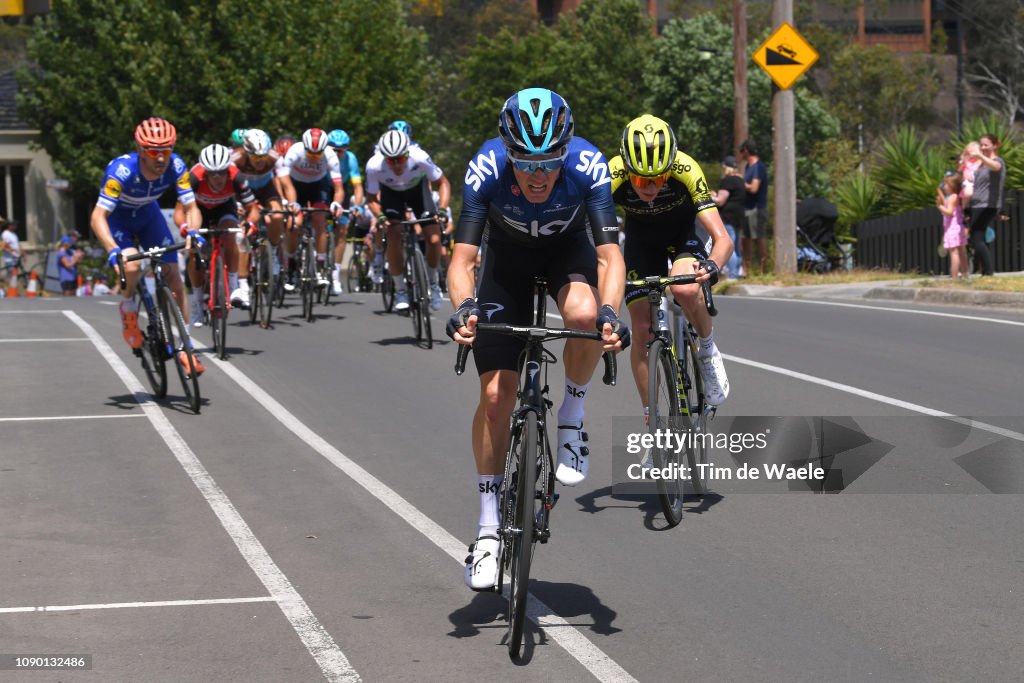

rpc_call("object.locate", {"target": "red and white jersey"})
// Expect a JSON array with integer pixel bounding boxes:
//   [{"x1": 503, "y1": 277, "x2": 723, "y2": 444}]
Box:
[
  {"x1": 278, "y1": 144, "x2": 343, "y2": 185},
  {"x1": 189, "y1": 164, "x2": 255, "y2": 209},
  {"x1": 365, "y1": 146, "x2": 444, "y2": 194}
]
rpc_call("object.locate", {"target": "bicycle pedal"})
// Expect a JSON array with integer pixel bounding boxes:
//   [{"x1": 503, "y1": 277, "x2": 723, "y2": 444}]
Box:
[
  {"x1": 132, "y1": 348, "x2": 143, "y2": 358},
  {"x1": 547, "y1": 492, "x2": 560, "y2": 510},
  {"x1": 536, "y1": 529, "x2": 551, "y2": 544}
]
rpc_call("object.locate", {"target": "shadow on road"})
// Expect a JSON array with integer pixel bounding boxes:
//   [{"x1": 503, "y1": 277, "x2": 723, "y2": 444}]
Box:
[{"x1": 574, "y1": 485, "x2": 724, "y2": 530}]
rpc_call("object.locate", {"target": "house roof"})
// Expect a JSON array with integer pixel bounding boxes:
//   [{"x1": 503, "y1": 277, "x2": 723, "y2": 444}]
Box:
[{"x1": 0, "y1": 70, "x2": 30, "y2": 130}]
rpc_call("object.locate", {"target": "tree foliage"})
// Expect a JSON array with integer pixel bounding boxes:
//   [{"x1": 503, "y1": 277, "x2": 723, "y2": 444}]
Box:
[{"x1": 963, "y1": 0, "x2": 1024, "y2": 125}]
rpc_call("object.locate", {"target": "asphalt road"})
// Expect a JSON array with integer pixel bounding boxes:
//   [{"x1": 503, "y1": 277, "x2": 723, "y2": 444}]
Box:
[{"x1": 1, "y1": 289, "x2": 1022, "y2": 682}]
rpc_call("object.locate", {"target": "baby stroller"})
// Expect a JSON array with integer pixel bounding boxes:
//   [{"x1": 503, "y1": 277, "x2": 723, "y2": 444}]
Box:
[{"x1": 796, "y1": 198, "x2": 841, "y2": 273}]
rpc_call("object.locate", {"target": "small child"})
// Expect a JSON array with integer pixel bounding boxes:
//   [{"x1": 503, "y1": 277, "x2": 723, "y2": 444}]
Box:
[{"x1": 937, "y1": 171, "x2": 968, "y2": 279}]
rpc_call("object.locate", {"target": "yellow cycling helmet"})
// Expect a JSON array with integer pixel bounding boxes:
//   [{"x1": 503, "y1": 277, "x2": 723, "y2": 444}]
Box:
[{"x1": 620, "y1": 114, "x2": 677, "y2": 177}]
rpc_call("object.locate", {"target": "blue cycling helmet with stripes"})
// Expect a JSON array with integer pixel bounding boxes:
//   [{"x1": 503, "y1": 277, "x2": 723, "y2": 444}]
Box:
[
  {"x1": 388, "y1": 120, "x2": 412, "y2": 138},
  {"x1": 497, "y1": 88, "x2": 574, "y2": 155},
  {"x1": 327, "y1": 129, "x2": 350, "y2": 148}
]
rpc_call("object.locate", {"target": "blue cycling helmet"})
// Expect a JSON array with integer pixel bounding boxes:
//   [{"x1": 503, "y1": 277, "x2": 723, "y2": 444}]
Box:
[
  {"x1": 388, "y1": 120, "x2": 412, "y2": 138},
  {"x1": 498, "y1": 88, "x2": 574, "y2": 155},
  {"x1": 327, "y1": 129, "x2": 350, "y2": 148}
]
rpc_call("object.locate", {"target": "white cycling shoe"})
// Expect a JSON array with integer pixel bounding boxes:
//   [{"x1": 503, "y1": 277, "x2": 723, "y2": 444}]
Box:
[
  {"x1": 429, "y1": 284, "x2": 443, "y2": 311},
  {"x1": 394, "y1": 289, "x2": 410, "y2": 312},
  {"x1": 229, "y1": 288, "x2": 249, "y2": 309},
  {"x1": 555, "y1": 422, "x2": 589, "y2": 486},
  {"x1": 698, "y1": 347, "x2": 730, "y2": 406},
  {"x1": 464, "y1": 535, "x2": 500, "y2": 591}
]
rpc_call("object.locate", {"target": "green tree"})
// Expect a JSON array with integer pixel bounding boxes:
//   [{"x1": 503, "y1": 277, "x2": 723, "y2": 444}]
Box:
[
  {"x1": 824, "y1": 42, "x2": 940, "y2": 150},
  {"x1": 963, "y1": 1, "x2": 1024, "y2": 125},
  {"x1": 17, "y1": 0, "x2": 433, "y2": 214}
]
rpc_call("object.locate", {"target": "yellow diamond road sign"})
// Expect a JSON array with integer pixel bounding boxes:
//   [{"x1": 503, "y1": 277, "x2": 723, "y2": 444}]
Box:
[{"x1": 753, "y1": 22, "x2": 819, "y2": 90}]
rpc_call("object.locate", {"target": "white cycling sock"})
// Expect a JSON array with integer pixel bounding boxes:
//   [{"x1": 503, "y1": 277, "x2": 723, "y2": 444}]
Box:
[
  {"x1": 428, "y1": 266, "x2": 438, "y2": 285},
  {"x1": 333, "y1": 263, "x2": 342, "y2": 276},
  {"x1": 392, "y1": 274, "x2": 406, "y2": 292},
  {"x1": 698, "y1": 331, "x2": 716, "y2": 358},
  {"x1": 478, "y1": 474, "x2": 503, "y2": 534},
  {"x1": 228, "y1": 272, "x2": 239, "y2": 291},
  {"x1": 190, "y1": 289, "x2": 203, "y2": 313},
  {"x1": 558, "y1": 379, "x2": 590, "y2": 426},
  {"x1": 119, "y1": 298, "x2": 137, "y2": 315}
]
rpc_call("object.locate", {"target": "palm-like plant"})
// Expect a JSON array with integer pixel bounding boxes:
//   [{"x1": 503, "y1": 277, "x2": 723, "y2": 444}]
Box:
[
  {"x1": 835, "y1": 171, "x2": 882, "y2": 236},
  {"x1": 872, "y1": 126, "x2": 948, "y2": 213}
]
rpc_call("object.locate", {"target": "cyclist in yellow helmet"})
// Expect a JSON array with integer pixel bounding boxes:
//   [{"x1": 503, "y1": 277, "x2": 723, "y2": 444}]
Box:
[{"x1": 609, "y1": 114, "x2": 733, "y2": 408}]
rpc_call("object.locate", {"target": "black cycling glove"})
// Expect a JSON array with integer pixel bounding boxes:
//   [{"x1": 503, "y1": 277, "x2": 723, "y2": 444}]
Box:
[
  {"x1": 446, "y1": 298, "x2": 480, "y2": 340},
  {"x1": 596, "y1": 304, "x2": 630, "y2": 350},
  {"x1": 701, "y1": 260, "x2": 721, "y2": 286}
]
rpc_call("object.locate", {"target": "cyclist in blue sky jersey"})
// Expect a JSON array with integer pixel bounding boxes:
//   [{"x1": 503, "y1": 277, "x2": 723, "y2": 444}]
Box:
[{"x1": 445, "y1": 88, "x2": 629, "y2": 591}]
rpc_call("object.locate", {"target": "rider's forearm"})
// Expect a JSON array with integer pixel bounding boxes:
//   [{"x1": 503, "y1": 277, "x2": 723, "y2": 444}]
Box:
[{"x1": 595, "y1": 244, "x2": 625, "y2": 314}]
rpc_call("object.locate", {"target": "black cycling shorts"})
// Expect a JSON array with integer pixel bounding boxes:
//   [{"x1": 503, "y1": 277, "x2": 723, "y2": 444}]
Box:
[
  {"x1": 293, "y1": 176, "x2": 333, "y2": 207},
  {"x1": 472, "y1": 230, "x2": 598, "y2": 375},
  {"x1": 623, "y1": 229, "x2": 708, "y2": 306},
  {"x1": 199, "y1": 201, "x2": 239, "y2": 228},
  {"x1": 379, "y1": 181, "x2": 436, "y2": 221}
]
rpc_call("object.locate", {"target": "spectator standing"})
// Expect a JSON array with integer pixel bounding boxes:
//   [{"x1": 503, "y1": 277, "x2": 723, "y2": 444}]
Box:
[
  {"x1": 57, "y1": 234, "x2": 83, "y2": 296},
  {"x1": 1, "y1": 216, "x2": 20, "y2": 281},
  {"x1": 712, "y1": 154, "x2": 745, "y2": 278},
  {"x1": 76, "y1": 275, "x2": 94, "y2": 296},
  {"x1": 739, "y1": 139, "x2": 769, "y2": 274},
  {"x1": 965, "y1": 134, "x2": 1004, "y2": 276},
  {"x1": 936, "y1": 171, "x2": 968, "y2": 279},
  {"x1": 92, "y1": 273, "x2": 112, "y2": 296}
]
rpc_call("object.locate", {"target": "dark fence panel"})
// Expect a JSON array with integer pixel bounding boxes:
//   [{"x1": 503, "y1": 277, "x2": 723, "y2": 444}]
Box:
[{"x1": 855, "y1": 190, "x2": 1023, "y2": 274}]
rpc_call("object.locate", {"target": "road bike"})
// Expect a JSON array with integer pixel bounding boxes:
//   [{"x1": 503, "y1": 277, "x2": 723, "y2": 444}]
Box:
[
  {"x1": 345, "y1": 233, "x2": 374, "y2": 294},
  {"x1": 378, "y1": 224, "x2": 395, "y2": 312},
  {"x1": 249, "y1": 208, "x2": 292, "y2": 329},
  {"x1": 117, "y1": 243, "x2": 201, "y2": 414},
  {"x1": 193, "y1": 224, "x2": 243, "y2": 360},
  {"x1": 454, "y1": 277, "x2": 617, "y2": 659},
  {"x1": 296, "y1": 206, "x2": 334, "y2": 322},
  {"x1": 398, "y1": 215, "x2": 439, "y2": 349},
  {"x1": 624, "y1": 268, "x2": 717, "y2": 526}
]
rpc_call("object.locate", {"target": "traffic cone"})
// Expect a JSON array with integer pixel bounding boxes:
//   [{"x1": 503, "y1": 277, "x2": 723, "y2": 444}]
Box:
[
  {"x1": 6, "y1": 267, "x2": 19, "y2": 297},
  {"x1": 25, "y1": 271, "x2": 39, "y2": 297}
]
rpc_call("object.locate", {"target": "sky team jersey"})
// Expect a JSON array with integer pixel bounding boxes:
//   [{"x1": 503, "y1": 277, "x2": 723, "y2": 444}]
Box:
[
  {"x1": 609, "y1": 151, "x2": 716, "y2": 226},
  {"x1": 278, "y1": 144, "x2": 343, "y2": 184},
  {"x1": 189, "y1": 163, "x2": 255, "y2": 209},
  {"x1": 232, "y1": 149, "x2": 280, "y2": 190},
  {"x1": 96, "y1": 153, "x2": 195, "y2": 213},
  {"x1": 455, "y1": 136, "x2": 618, "y2": 249},
  {"x1": 364, "y1": 145, "x2": 443, "y2": 194}
]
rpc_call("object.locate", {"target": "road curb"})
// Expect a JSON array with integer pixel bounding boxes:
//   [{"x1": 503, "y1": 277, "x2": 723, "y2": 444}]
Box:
[{"x1": 863, "y1": 287, "x2": 1024, "y2": 308}]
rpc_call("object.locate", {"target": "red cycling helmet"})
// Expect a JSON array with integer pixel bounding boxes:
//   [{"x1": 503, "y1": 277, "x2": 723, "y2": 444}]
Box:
[
  {"x1": 134, "y1": 117, "x2": 177, "y2": 147},
  {"x1": 274, "y1": 134, "x2": 296, "y2": 157}
]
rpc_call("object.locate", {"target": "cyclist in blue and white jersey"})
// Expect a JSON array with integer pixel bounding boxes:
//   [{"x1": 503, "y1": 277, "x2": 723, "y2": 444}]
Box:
[
  {"x1": 365, "y1": 129, "x2": 451, "y2": 312},
  {"x1": 445, "y1": 88, "x2": 629, "y2": 591},
  {"x1": 327, "y1": 129, "x2": 365, "y2": 294},
  {"x1": 90, "y1": 117, "x2": 203, "y2": 372}
]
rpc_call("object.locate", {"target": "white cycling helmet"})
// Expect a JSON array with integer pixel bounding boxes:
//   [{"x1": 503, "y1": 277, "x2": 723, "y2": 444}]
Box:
[
  {"x1": 302, "y1": 128, "x2": 329, "y2": 153},
  {"x1": 243, "y1": 129, "x2": 272, "y2": 156},
  {"x1": 199, "y1": 143, "x2": 232, "y2": 172},
  {"x1": 378, "y1": 129, "x2": 410, "y2": 158}
]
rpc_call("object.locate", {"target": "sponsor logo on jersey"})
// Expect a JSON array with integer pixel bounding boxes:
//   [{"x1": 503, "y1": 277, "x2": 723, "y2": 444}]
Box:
[
  {"x1": 177, "y1": 171, "x2": 191, "y2": 191},
  {"x1": 575, "y1": 149, "x2": 611, "y2": 189},
  {"x1": 504, "y1": 204, "x2": 581, "y2": 238},
  {"x1": 114, "y1": 163, "x2": 131, "y2": 181},
  {"x1": 103, "y1": 178, "x2": 122, "y2": 199},
  {"x1": 464, "y1": 149, "x2": 499, "y2": 193},
  {"x1": 510, "y1": 184, "x2": 521, "y2": 197}
]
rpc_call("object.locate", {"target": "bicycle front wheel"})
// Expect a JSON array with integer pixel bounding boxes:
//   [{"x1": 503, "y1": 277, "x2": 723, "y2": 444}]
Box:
[
  {"x1": 648, "y1": 338, "x2": 684, "y2": 527},
  {"x1": 680, "y1": 329, "x2": 710, "y2": 495},
  {"x1": 322, "y1": 230, "x2": 336, "y2": 306},
  {"x1": 380, "y1": 270, "x2": 394, "y2": 312},
  {"x1": 211, "y1": 253, "x2": 227, "y2": 360},
  {"x1": 505, "y1": 410, "x2": 537, "y2": 659},
  {"x1": 346, "y1": 248, "x2": 362, "y2": 294},
  {"x1": 254, "y1": 240, "x2": 274, "y2": 328},
  {"x1": 413, "y1": 249, "x2": 432, "y2": 349},
  {"x1": 159, "y1": 286, "x2": 201, "y2": 414},
  {"x1": 134, "y1": 289, "x2": 167, "y2": 398},
  {"x1": 300, "y1": 240, "x2": 316, "y2": 322}
]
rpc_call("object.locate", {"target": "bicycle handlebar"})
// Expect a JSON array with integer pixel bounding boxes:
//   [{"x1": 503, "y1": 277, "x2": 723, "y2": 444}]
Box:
[
  {"x1": 454, "y1": 325, "x2": 617, "y2": 386},
  {"x1": 400, "y1": 213, "x2": 448, "y2": 226},
  {"x1": 624, "y1": 267, "x2": 718, "y2": 318},
  {"x1": 116, "y1": 242, "x2": 188, "y2": 289}
]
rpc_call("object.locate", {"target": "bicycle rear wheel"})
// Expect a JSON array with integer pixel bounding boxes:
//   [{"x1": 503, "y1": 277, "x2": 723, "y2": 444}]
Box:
[
  {"x1": 412, "y1": 250, "x2": 433, "y2": 349},
  {"x1": 321, "y1": 229, "x2": 336, "y2": 306},
  {"x1": 648, "y1": 338, "x2": 684, "y2": 527},
  {"x1": 159, "y1": 286, "x2": 200, "y2": 414},
  {"x1": 134, "y1": 289, "x2": 167, "y2": 398},
  {"x1": 406, "y1": 259, "x2": 422, "y2": 340},
  {"x1": 380, "y1": 270, "x2": 394, "y2": 312},
  {"x1": 505, "y1": 410, "x2": 537, "y2": 659},
  {"x1": 680, "y1": 328, "x2": 709, "y2": 495},
  {"x1": 346, "y1": 247, "x2": 362, "y2": 293},
  {"x1": 300, "y1": 240, "x2": 316, "y2": 322},
  {"x1": 211, "y1": 253, "x2": 227, "y2": 360}
]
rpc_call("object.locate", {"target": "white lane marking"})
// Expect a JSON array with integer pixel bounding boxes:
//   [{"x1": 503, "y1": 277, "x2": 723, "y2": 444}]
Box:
[
  {"x1": 0, "y1": 337, "x2": 89, "y2": 342},
  {"x1": 205, "y1": 349, "x2": 637, "y2": 683},
  {"x1": 723, "y1": 354, "x2": 1024, "y2": 443},
  {"x1": 725, "y1": 295, "x2": 1024, "y2": 327},
  {"x1": 0, "y1": 596, "x2": 276, "y2": 614},
  {"x1": 62, "y1": 311, "x2": 360, "y2": 683},
  {"x1": 0, "y1": 414, "x2": 145, "y2": 423}
]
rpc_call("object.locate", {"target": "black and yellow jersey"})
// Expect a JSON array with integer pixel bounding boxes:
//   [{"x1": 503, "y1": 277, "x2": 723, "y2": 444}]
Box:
[{"x1": 609, "y1": 151, "x2": 716, "y2": 227}]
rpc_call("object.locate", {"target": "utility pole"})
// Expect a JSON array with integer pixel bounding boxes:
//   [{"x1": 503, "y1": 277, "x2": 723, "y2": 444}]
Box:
[
  {"x1": 772, "y1": 0, "x2": 796, "y2": 275},
  {"x1": 733, "y1": 0, "x2": 748, "y2": 156}
]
